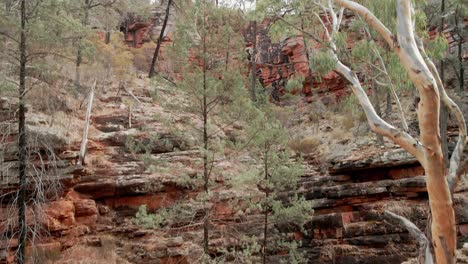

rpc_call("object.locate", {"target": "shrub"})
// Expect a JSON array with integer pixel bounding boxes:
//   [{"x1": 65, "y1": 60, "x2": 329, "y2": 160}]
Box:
[
  {"x1": 288, "y1": 136, "x2": 320, "y2": 155},
  {"x1": 133, "y1": 205, "x2": 165, "y2": 229}
]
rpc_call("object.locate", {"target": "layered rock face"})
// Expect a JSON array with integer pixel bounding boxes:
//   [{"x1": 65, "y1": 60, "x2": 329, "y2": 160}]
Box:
[
  {"x1": 121, "y1": 0, "x2": 176, "y2": 48},
  {"x1": 1, "y1": 85, "x2": 467, "y2": 263},
  {"x1": 243, "y1": 16, "x2": 466, "y2": 101},
  {"x1": 302, "y1": 149, "x2": 467, "y2": 263},
  {"x1": 0, "y1": 11, "x2": 466, "y2": 264},
  {"x1": 244, "y1": 21, "x2": 347, "y2": 99}
]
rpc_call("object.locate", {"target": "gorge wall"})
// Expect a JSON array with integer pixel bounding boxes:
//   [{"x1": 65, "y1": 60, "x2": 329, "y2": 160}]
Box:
[
  {"x1": 122, "y1": 6, "x2": 465, "y2": 103},
  {"x1": 1, "y1": 82, "x2": 467, "y2": 263},
  {"x1": 0, "y1": 5, "x2": 467, "y2": 264}
]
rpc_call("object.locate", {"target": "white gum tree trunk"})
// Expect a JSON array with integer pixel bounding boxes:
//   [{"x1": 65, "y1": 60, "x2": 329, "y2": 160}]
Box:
[{"x1": 313, "y1": 1, "x2": 468, "y2": 263}]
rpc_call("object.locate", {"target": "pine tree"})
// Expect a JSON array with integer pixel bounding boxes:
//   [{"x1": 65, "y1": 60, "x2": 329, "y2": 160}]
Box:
[
  {"x1": 169, "y1": 0, "x2": 251, "y2": 257},
  {"x1": 73, "y1": 0, "x2": 119, "y2": 90},
  {"x1": 0, "y1": 1, "x2": 83, "y2": 262},
  {"x1": 245, "y1": 103, "x2": 311, "y2": 264}
]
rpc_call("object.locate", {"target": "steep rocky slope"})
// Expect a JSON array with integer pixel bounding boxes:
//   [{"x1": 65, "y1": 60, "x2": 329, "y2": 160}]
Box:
[
  {"x1": 1, "y1": 3, "x2": 467, "y2": 263},
  {"x1": 1, "y1": 76, "x2": 467, "y2": 263}
]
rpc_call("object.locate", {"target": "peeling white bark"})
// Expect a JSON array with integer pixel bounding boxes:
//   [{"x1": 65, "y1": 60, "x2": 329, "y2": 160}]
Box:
[
  {"x1": 418, "y1": 45, "x2": 467, "y2": 192},
  {"x1": 326, "y1": 1, "x2": 464, "y2": 263}
]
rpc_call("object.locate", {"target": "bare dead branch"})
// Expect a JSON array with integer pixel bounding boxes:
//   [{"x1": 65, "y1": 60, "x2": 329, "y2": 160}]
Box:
[{"x1": 77, "y1": 80, "x2": 96, "y2": 166}]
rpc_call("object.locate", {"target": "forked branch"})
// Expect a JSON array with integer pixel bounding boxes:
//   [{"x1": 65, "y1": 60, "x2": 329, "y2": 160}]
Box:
[{"x1": 312, "y1": 4, "x2": 424, "y2": 163}]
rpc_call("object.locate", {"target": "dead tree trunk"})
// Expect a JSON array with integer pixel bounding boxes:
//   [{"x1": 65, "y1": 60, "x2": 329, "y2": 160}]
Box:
[
  {"x1": 77, "y1": 81, "x2": 96, "y2": 166},
  {"x1": 149, "y1": 0, "x2": 172, "y2": 78}
]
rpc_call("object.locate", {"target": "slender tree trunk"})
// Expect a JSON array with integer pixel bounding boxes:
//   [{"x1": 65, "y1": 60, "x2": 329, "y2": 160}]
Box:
[
  {"x1": 105, "y1": 30, "x2": 110, "y2": 44},
  {"x1": 372, "y1": 80, "x2": 384, "y2": 144},
  {"x1": 262, "y1": 147, "x2": 269, "y2": 264},
  {"x1": 132, "y1": 31, "x2": 136, "y2": 48},
  {"x1": 75, "y1": 0, "x2": 89, "y2": 90},
  {"x1": 17, "y1": 1, "x2": 27, "y2": 263},
  {"x1": 301, "y1": 15, "x2": 315, "y2": 98},
  {"x1": 455, "y1": 8, "x2": 464, "y2": 93},
  {"x1": 438, "y1": 0, "x2": 449, "y2": 164},
  {"x1": 385, "y1": 90, "x2": 392, "y2": 118},
  {"x1": 225, "y1": 30, "x2": 230, "y2": 71},
  {"x1": 439, "y1": 0, "x2": 445, "y2": 82},
  {"x1": 75, "y1": 48, "x2": 82, "y2": 89},
  {"x1": 202, "y1": 6, "x2": 209, "y2": 256},
  {"x1": 149, "y1": 0, "x2": 172, "y2": 78},
  {"x1": 250, "y1": 20, "x2": 257, "y2": 102},
  {"x1": 5, "y1": 0, "x2": 12, "y2": 12},
  {"x1": 458, "y1": 35, "x2": 463, "y2": 93}
]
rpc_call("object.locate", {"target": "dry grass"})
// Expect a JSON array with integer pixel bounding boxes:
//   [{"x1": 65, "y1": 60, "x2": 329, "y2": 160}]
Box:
[
  {"x1": 30, "y1": 243, "x2": 62, "y2": 264},
  {"x1": 55, "y1": 235, "x2": 129, "y2": 264},
  {"x1": 132, "y1": 42, "x2": 156, "y2": 72},
  {"x1": 288, "y1": 136, "x2": 321, "y2": 155}
]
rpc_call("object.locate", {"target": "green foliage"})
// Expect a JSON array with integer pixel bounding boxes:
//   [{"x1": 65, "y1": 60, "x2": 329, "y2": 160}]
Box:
[
  {"x1": 359, "y1": 0, "x2": 397, "y2": 33},
  {"x1": 230, "y1": 169, "x2": 258, "y2": 190},
  {"x1": 269, "y1": 19, "x2": 295, "y2": 42},
  {"x1": 279, "y1": 240, "x2": 307, "y2": 264},
  {"x1": 0, "y1": 0, "x2": 86, "y2": 73},
  {"x1": 133, "y1": 205, "x2": 166, "y2": 229},
  {"x1": 124, "y1": 0, "x2": 154, "y2": 20},
  {"x1": 342, "y1": 94, "x2": 363, "y2": 116},
  {"x1": 351, "y1": 40, "x2": 378, "y2": 64},
  {"x1": 386, "y1": 53, "x2": 412, "y2": 91},
  {"x1": 169, "y1": 0, "x2": 253, "y2": 163},
  {"x1": 310, "y1": 49, "x2": 337, "y2": 77},
  {"x1": 285, "y1": 75, "x2": 305, "y2": 92},
  {"x1": 0, "y1": 79, "x2": 17, "y2": 95},
  {"x1": 215, "y1": 236, "x2": 262, "y2": 263},
  {"x1": 333, "y1": 31, "x2": 348, "y2": 51},
  {"x1": 91, "y1": 32, "x2": 135, "y2": 81},
  {"x1": 272, "y1": 195, "x2": 312, "y2": 228},
  {"x1": 426, "y1": 35, "x2": 449, "y2": 61},
  {"x1": 124, "y1": 135, "x2": 148, "y2": 156},
  {"x1": 237, "y1": 101, "x2": 311, "y2": 262}
]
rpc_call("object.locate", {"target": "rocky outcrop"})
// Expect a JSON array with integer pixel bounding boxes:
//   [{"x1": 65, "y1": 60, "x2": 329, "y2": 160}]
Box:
[
  {"x1": 244, "y1": 20, "x2": 349, "y2": 100},
  {"x1": 1, "y1": 78, "x2": 466, "y2": 263},
  {"x1": 299, "y1": 149, "x2": 467, "y2": 263},
  {"x1": 121, "y1": 0, "x2": 176, "y2": 48},
  {"x1": 243, "y1": 15, "x2": 466, "y2": 101}
]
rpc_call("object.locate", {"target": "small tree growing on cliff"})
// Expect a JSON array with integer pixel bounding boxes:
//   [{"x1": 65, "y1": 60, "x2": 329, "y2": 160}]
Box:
[
  {"x1": 0, "y1": 1, "x2": 83, "y2": 262},
  {"x1": 305, "y1": 1, "x2": 466, "y2": 263},
  {"x1": 169, "y1": 0, "x2": 251, "y2": 257},
  {"x1": 245, "y1": 103, "x2": 312, "y2": 264},
  {"x1": 72, "y1": 0, "x2": 120, "y2": 90}
]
